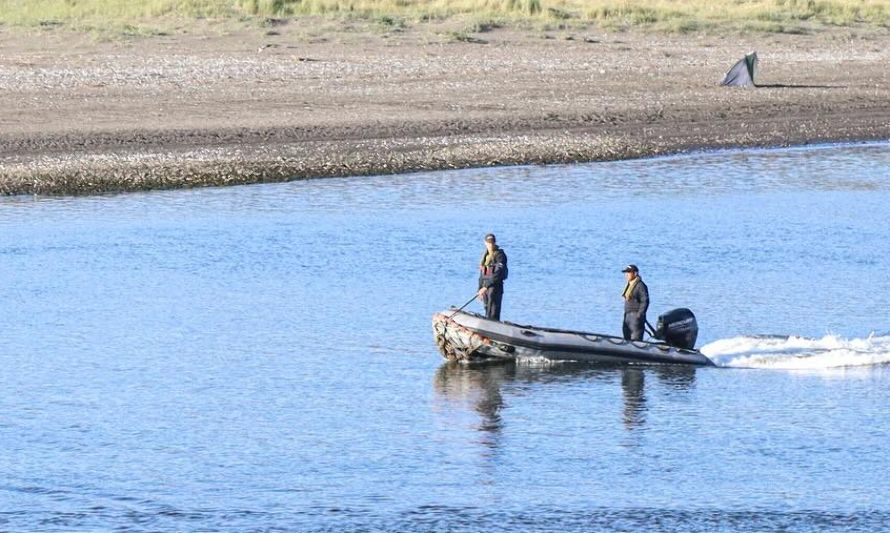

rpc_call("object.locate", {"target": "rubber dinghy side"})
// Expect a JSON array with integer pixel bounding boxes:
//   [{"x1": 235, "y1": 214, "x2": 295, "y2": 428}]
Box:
[{"x1": 432, "y1": 310, "x2": 715, "y2": 366}]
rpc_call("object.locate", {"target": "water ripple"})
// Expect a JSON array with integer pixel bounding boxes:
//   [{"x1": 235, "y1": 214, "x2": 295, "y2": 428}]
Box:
[{"x1": 1, "y1": 143, "x2": 889, "y2": 530}]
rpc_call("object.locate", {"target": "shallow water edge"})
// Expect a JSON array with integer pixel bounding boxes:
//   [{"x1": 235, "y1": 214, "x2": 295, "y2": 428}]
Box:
[{"x1": 2, "y1": 127, "x2": 888, "y2": 197}]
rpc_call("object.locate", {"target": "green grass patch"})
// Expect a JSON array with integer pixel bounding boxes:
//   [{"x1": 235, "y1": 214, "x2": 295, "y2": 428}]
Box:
[{"x1": 0, "y1": 0, "x2": 886, "y2": 35}]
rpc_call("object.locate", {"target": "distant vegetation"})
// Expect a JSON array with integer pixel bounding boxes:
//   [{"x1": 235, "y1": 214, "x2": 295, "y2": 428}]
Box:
[{"x1": 1, "y1": 0, "x2": 887, "y2": 35}]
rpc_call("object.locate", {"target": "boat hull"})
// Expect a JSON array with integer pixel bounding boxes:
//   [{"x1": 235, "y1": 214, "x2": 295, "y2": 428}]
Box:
[{"x1": 432, "y1": 309, "x2": 714, "y2": 366}]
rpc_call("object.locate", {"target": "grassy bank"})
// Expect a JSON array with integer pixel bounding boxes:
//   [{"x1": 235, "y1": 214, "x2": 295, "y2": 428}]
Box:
[{"x1": 0, "y1": 0, "x2": 887, "y2": 35}]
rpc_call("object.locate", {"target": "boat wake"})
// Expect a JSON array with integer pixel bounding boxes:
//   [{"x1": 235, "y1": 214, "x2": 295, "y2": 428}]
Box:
[{"x1": 700, "y1": 333, "x2": 890, "y2": 369}]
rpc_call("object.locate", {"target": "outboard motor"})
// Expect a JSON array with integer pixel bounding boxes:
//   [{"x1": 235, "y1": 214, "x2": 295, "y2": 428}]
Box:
[{"x1": 654, "y1": 308, "x2": 698, "y2": 350}]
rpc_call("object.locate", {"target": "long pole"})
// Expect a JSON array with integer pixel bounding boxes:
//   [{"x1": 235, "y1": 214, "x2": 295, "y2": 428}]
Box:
[{"x1": 449, "y1": 294, "x2": 479, "y2": 318}]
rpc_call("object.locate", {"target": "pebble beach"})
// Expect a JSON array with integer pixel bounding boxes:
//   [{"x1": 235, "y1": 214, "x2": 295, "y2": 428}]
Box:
[{"x1": 1, "y1": 24, "x2": 888, "y2": 195}]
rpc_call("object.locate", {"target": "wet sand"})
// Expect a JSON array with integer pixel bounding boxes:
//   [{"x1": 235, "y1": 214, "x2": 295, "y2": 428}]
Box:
[{"x1": 1, "y1": 25, "x2": 888, "y2": 195}]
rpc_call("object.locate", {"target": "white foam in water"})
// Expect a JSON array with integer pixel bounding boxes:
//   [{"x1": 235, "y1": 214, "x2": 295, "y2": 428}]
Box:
[
  {"x1": 700, "y1": 333, "x2": 890, "y2": 369},
  {"x1": 515, "y1": 355, "x2": 575, "y2": 367}
]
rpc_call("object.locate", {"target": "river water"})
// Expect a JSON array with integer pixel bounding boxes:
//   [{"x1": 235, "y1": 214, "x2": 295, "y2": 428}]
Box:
[{"x1": 1, "y1": 143, "x2": 889, "y2": 531}]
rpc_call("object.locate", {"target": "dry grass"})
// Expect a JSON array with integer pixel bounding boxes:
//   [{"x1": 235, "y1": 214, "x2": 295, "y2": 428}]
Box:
[{"x1": 0, "y1": 0, "x2": 887, "y2": 35}]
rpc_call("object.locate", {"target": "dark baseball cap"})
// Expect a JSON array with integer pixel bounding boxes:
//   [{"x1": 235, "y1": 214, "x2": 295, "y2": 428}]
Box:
[
  {"x1": 621, "y1": 264, "x2": 639, "y2": 273},
  {"x1": 484, "y1": 233, "x2": 496, "y2": 242}
]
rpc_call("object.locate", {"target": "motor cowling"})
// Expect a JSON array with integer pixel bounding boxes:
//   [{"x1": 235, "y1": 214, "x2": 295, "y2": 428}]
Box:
[{"x1": 654, "y1": 308, "x2": 698, "y2": 350}]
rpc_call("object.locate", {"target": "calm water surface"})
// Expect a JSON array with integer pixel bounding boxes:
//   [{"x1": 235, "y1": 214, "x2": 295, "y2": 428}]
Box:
[{"x1": 1, "y1": 143, "x2": 889, "y2": 531}]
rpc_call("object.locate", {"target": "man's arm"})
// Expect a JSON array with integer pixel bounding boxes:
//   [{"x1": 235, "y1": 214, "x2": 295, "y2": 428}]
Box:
[
  {"x1": 639, "y1": 283, "x2": 649, "y2": 315},
  {"x1": 488, "y1": 250, "x2": 507, "y2": 285}
]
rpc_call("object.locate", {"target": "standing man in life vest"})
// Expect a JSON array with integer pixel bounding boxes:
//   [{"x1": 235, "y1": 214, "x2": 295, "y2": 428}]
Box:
[
  {"x1": 621, "y1": 264, "x2": 649, "y2": 341},
  {"x1": 477, "y1": 233, "x2": 508, "y2": 321}
]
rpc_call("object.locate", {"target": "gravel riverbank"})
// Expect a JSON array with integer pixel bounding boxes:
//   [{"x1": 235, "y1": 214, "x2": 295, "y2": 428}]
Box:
[{"x1": 1, "y1": 26, "x2": 888, "y2": 195}]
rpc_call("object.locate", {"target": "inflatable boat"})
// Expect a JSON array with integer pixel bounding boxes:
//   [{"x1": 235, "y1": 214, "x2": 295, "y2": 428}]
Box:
[{"x1": 432, "y1": 308, "x2": 714, "y2": 366}]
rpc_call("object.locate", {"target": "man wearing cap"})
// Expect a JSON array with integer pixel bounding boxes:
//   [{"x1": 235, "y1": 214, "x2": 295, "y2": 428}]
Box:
[
  {"x1": 621, "y1": 264, "x2": 649, "y2": 341},
  {"x1": 477, "y1": 233, "x2": 508, "y2": 321}
]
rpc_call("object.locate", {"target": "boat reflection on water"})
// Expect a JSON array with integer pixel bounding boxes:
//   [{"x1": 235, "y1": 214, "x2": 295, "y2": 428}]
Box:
[
  {"x1": 620, "y1": 367, "x2": 647, "y2": 430},
  {"x1": 619, "y1": 365, "x2": 699, "y2": 429},
  {"x1": 433, "y1": 362, "x2": 699, "y2": 433},
  {"x1": 433, "y1": 362, "x2": 510, "y2": 448}
]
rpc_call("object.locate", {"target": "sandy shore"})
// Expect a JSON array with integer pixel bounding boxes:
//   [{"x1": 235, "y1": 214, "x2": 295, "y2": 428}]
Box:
[{"x1": 1, "y1": 25, "x2": 888, "y2": 195}]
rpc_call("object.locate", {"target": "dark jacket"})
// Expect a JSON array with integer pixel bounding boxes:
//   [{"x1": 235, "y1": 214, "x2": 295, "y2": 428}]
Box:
[
  {"x1": 478, "y1": 247, "x2": 508, "y2": 289},
  {"x1": 623, "y1": 278, "x2": 649, "y2": 315}
]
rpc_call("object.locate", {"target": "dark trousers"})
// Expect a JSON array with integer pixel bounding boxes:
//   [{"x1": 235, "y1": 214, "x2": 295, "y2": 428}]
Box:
[
  {"x1": 623, "y1": 312, "x2": 645, "y2": 341},
  {"x1": 483, "y1": 285, "x2": 504, "y2": 321}
]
